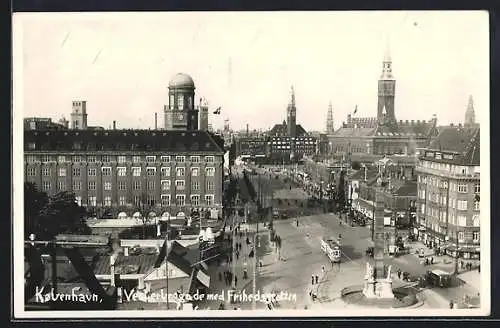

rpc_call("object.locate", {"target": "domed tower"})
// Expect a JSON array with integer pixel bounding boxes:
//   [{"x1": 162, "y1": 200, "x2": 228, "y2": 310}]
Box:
[{"x1": 164, "y1": 73, "x2": 198, "y2": 131}]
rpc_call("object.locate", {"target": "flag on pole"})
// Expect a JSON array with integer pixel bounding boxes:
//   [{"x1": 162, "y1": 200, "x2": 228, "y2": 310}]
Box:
[
  {"x1": 213, "y1": 107, "x2": 221, "y2": 114},
  {"x1": 353, "y1": 105, "x2": 358, "y2": 115}
]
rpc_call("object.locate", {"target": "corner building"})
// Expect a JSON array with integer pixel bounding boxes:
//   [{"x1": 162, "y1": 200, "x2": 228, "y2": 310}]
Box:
[
  {"x1": 24, "y1": 129, "x2": 225, "y2": 219},
  {"x1": 415, "y1": 126, "x2": 480, "y2": 259}
]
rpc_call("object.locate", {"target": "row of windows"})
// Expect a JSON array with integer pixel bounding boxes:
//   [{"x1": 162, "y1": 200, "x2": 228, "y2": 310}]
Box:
[
  {"x1": 419, "y1": 177, "x2": 480, "y2": 194},
  {"x1": 40, "y1": 180, "x2": 216, "y2": 192},
  {"x1": 28, "y1": 166, "x2": 216, "y2": 177},
  {"x1": 420, "y1": 160, "x2": 479, "y2": 176},
  {"x1": 78, "y1": 194, "x2": 215, "y2": 207},
  {"x1": 25, "y1": 155, "x2": 216, "y2": 164},
  {"x1": 419, "y1": 204, "x2": 480, "y2": 227}
]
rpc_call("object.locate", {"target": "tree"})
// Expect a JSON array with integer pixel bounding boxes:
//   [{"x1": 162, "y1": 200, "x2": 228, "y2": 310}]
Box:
[
  {"x1": 24, "y1": 182, "x2": 90, "y2": 240},
  {"x1": 136, "y1": 193, "x2": 153, "y2": 239}
]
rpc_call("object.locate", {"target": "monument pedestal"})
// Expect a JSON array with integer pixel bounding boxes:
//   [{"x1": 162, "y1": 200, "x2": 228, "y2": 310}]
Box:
[
  {"x1": 374, "y1": 278, "x2": 394, "y2": 299},
  {"x1": 363, "y1": 277, "x2": 376, "y2": 298}
]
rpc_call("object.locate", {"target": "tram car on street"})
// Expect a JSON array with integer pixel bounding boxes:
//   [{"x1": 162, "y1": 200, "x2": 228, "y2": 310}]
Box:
[{"x1": 320, "y1": 237, "x2": 342, "y2": 263}]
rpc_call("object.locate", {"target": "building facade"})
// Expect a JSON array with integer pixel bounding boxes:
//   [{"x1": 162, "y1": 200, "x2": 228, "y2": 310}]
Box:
[
  {"x1": 415, "y1": 126, "x2": 480, "y2": 259},
  {"x1": 235, "y1": 137, "x2": 268, "y2": 157},
  {"x1": 24, "y1": 129, "x2": 225, "y2": 219},
  {"x1": 267, "y1": 135, "x2": 317, "y2": 164},
  {"x1": 327, "y1": 50, "x2": 438, "y2": 158}
]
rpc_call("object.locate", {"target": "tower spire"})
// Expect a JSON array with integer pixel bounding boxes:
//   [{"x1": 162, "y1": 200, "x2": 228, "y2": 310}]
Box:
[
  {"x1": 465, "y1": 95, "x2": 476, "y2": 126},
  {"x1": 381, "y1": 41, "x2": 394, "y2": 80},
  {"x1": 290, "y1": 85, "x2": 295, "y2": 107},
  {"x1": 326, "y1": 101, "x2": 334, "y2": 133}
]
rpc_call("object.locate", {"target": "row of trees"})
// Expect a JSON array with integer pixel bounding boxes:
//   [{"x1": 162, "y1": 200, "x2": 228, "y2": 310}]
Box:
[{"x1": 24, "y1": 182, "x2": 91, "y2": 240}]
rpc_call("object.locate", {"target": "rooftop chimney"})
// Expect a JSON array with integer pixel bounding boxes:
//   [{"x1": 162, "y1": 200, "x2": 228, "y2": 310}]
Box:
[
  {"x1": 113, "y1": 121, "x2": 116, "y2": 130},
  {"x1": 155, "y1": 113, "x2": 158, "y2": 130}
]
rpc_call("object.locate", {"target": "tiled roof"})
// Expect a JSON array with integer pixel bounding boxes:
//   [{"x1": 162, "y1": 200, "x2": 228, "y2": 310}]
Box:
[
  {"x1": 427, "y1": 126, "x2": 477, "y2": 153},
  {"x1": 93, "y1": 253, "x2": 158, "y2": 276},
  {"x1": 166, "y1": 248, "x2": 193, "y2": 275},
  {"x1": 332, "y1": 127, "x2": 376, "y2": 137},
  {"x1": 24, "y1": 129, "x2": 225, "y2": 153},
  {"x1": 423, "y1": 126, "x2": 479, "y2": 166},
  {"x1": 374, "y1": 121, "x2": 436, "y2": 137},
  {"x1": 391, "y1": 180, "x2": 417, "y2": 197},
  {"x1": 269, "y1": 123, "x2": 307, "y2": 136}
]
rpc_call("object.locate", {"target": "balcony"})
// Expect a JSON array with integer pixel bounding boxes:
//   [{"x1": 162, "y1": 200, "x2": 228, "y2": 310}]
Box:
[{"x1": 416, "y1": 165, "x2": 480, "y2": 180}]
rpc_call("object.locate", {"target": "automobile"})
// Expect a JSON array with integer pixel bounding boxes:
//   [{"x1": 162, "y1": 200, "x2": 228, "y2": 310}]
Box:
[{"x1": 425, "y1": 269, "x2": 452, "y2": 288}]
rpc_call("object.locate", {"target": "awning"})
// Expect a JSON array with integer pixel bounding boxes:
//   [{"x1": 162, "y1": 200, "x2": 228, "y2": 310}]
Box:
[{"x1": 196, "y1": 270, "x2": 210, "y2": 288}]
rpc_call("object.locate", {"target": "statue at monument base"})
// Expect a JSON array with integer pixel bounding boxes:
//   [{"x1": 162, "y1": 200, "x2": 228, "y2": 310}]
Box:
[
  {"x1": 363, "y1": 262, "x2": 376, "y2": 298},
  {"x1": 362, "y1": 262, "x2": 395, "y2": 299}
]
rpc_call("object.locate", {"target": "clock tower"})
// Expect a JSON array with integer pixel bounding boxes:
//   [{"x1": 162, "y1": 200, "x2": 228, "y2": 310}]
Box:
[
  {"x1": 164, "y1": 73, "x2": 199, "y2": 131},
  {"x1": 377, "y1": 48, "x2": 396, "y2": 125},
  {"x1": 287, "y1": 85, "x2": 297, "y2": 137}
]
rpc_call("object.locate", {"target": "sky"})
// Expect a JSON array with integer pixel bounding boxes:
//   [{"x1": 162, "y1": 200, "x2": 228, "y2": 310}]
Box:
[{"x1": 13, "y1": 11, "x2": 489, "y2": 132}]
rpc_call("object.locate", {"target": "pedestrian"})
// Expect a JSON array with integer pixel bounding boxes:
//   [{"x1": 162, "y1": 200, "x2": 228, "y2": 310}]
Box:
[
  {"x1": 243, "y1": 268, "x2": 248, "y2": 279},
  {"x1": 219, "y1": 303, "x2": 225, "y2": 310},
  {"x1": 315, "y1": 275, "x2": 319, "y2": 284},
  {"x1": 311, "y1": 275, "x2": 315, "y2": 285},
  {"x1": 236, "y1": 250, "x2": 239, "y2": 260},
  {"x1": 397, "y1": 269, "x2": 402, "y2": 279},
  {"x1": 425, "y1": 258, "x2": 429, "y2": 266},
  {"x1": 461, "y1": 261, "x2": 464, "y2": 269},
  {"x1": 321, "y1": 265, "x2": 325, "y2": 274},
  {"x1": 449, "y1": 301, "x2": 454, "y2": 309},
  {"x1": 478, "y1": 265, "x2": 481, "y2": 273},
  {"x1": 431, "y1": 257, "x2": 434, "y2": 265},
  {"x1": 235, "y1": 275, "x2": 238, "y2": 287}
]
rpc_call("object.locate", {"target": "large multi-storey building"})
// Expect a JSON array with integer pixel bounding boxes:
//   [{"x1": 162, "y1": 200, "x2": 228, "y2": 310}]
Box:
[
  {"x1": 267, "y1": 135, "x2": 317, "y2": 164},
  {"x1": 415, "y1": 126, "x2": 480, "y2": 259},
  {"x1": 25, "y1": 117, "x2": 225, "y2": 219}
]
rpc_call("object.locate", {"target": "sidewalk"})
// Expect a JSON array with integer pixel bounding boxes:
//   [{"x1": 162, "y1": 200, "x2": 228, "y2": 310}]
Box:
[
  {"x1": 205, "y1": 222, "x2": 268, "y2": 310},
  {"x1": 405, "y1": 240, "x2": 480, "y2": 274}
]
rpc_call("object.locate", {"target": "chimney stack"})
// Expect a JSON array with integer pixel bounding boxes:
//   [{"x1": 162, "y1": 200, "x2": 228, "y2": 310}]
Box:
[
  {"x1": 155, "y1": 113, "x2": 158, "y2": 130},
  {"x1": 113, "y1": 121, "x2": 116, "y2": 130}
]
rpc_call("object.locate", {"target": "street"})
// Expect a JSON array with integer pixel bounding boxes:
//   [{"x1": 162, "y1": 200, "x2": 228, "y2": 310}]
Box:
[{"x1": 204, "y1": 165, "x2": 478, "y2": 310}]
